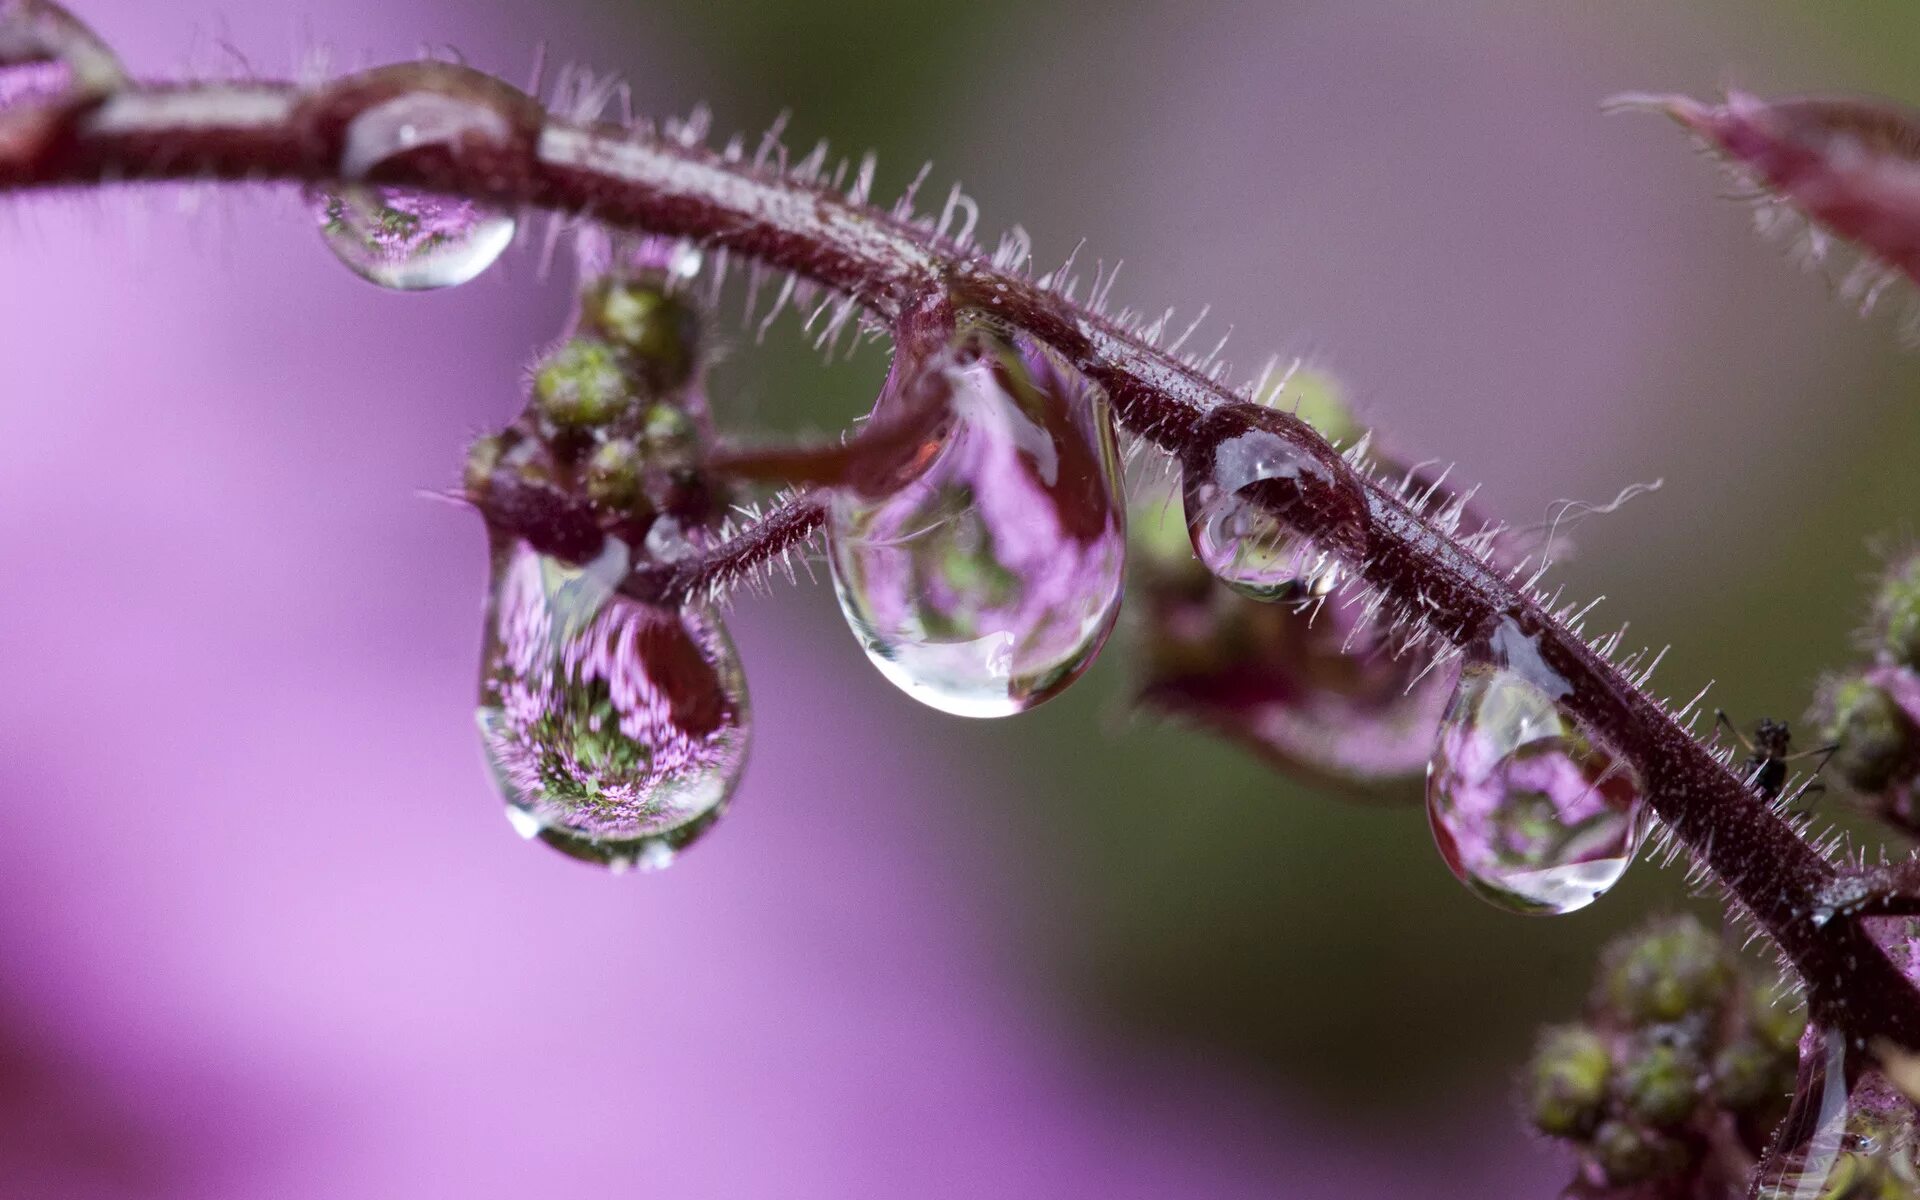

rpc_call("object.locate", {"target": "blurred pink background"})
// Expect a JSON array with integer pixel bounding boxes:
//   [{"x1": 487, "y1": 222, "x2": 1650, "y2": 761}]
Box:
[{"x1": 5, "y1": 1, "x2": 1919, "y2": 1196}]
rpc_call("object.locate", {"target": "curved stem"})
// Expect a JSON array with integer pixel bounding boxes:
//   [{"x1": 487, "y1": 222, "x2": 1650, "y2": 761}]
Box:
[{"x1": 5, "y1": 56, "x2": 1919, "y2": 1048}]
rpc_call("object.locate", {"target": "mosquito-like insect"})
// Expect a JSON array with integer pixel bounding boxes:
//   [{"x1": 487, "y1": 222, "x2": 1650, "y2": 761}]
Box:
[{"x1": 1714, "y1": 710, "x2": 1837, "y2": 803}]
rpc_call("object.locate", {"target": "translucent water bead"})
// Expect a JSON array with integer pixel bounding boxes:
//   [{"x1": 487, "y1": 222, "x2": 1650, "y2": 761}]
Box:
[
  {"x1": 312, "y1": 85, "x2": 519, "y2": 290},
  {"x1": 827, "y1": 331, "x2": 1127, "y2": 718},
  {"x1": 1180, "y1": 403, "x2": 1368, "y2": 601},
  {"x1": 0, "y1": 2, "x2": 125, "y2": 111},
  {"x1": 1427, "y1": 615, "x2": 1647, "y2": 914},
  {"x1": 477, "y1": 537, "x2": 749, "y2": 872}
]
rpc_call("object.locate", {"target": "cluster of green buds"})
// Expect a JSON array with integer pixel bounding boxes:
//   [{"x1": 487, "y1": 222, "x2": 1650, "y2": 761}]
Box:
[
  {"x1": 463, "y1": 266, "x2": 715, "y2": 565},
  {"x1": 1527, "y1": 915, "x2": 1804, "y2": 1192},
  {"x1": 1813, "y1": 553, "x2": 1920, "y2": 832}
]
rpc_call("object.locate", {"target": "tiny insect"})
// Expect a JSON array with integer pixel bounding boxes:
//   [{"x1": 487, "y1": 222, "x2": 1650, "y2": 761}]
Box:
[{"x1": 1714, "y1": 710, "x2": 1836, "y2": 803}]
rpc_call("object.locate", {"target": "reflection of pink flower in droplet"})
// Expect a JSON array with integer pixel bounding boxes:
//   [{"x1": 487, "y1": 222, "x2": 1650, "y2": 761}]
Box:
[
  {"x1": 478, "y1": 537, "x2": 748, "y2": 849},
  {"x1": 1427, "y1": 665, "x2": 1644, "y2": 913},
  {"x1": 829, "y1": 333, "x2": 1126, "y2": 714}
]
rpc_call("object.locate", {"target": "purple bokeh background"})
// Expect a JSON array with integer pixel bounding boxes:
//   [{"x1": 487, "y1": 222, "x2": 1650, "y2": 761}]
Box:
[{"x1": 5, "y1": 0, "x2": 1915, "y2": 1195}]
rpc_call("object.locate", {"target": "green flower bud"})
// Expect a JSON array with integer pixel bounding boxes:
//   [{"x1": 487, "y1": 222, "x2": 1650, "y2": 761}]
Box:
[
  {"x1": 1818, "y1": 672, "x2": 1918, "y2": 794},
  {"x1": 534, "y1": 338, "x2": 631, "y2": 429},
  {"x1": 1591, "y1": 1119, "x2": 1689, "y2": 1186},
  {"x1": 1873, "y1": 555, "x2": 1920, "y2": 670},
  {"x1": 1601, "y1": 915, "x2": 1735, "y2": 1026},
  {"x1": 585, "y1": 438, "x2": 646, "y2": 511},
  {"x1": 1620, "y1": 1040, "x2": 1702, "y2": 1128},
  {"x1": 580, "y1": 280, "x2": 697, "y2": 389},
  {"x1": 463, "y1": 433, "x2": 504, "y2": 499},
  {"x1": 1527, "y1": 1025, "x2": 1612, "y2": 1137},
  {"x1": 501, "y1": 436, "x2": 555, "y2": 485},
  {"x1": 641, "y1": 403, "x2": 699, "y2": 468}
]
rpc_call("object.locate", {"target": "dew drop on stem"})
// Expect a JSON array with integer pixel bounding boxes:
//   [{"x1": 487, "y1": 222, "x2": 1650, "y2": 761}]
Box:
[
  {"x1": 1179, "y1": 402, "x2": 1368, "y2": 601},
  {"x1": 311, "y1": 87, "x2": 519, "y2": 290},
  {"x1": 0, "y1": 0, "x2": 125, "y2": 112},
  {"x1": 827, "y1": 328, "x2": 1127, "y2": 718},
  {"x1": 476, "y1": 536, "x2": 749, "y2": 872},
  {"x1": 1427, "y1": 613, "x2": 1647, "y2": 915}
]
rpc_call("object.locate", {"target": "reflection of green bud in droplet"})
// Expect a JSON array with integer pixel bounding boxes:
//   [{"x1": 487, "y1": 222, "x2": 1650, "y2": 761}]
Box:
[
  {"x1": 1591, "y1": 1120, "x2": 1688, "y2": 1186},
  {"x1": 1874, "y1": 555, "x2": 1920, "y2": 670},
  {"x1": 642, "y1": 403, "x2": 699, "y2": 468},
  {"x1": 1527, "y1": 1025, "x2": 1611, "y2": 1137},
  {"x1": 1814, "y1": 1151, "x2": 1902, "y2": 1200},
  {"x1": 1818, "y1": 671, "x2": 1918, "y2": 794},
  {"x1": 464, "y1": 433, "x2": 505, "y2": 499},
  {"x1": 535, "y1": 338, "x2": 631, "y2": 429},
  {"x1": 1712, "y1": 1037, "x2": 1788, "y2": 1112},
  {"x1": 586, "y1": 438, "x2": 646, "y2": 511},
  {"x1": 1620, "y1": 1040, "x2": 1702, "y2": 1128},
  {"x1": 580, "y1": 279, "x2": 698, "y2": 389},
  {"x1": 1601, "y1": 915, "x2": 1734, "y2": 1026}
]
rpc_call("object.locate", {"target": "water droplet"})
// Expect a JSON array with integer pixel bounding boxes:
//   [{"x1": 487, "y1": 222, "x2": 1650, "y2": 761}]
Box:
[
  {"x1": 313, "y1": 89, "x2": 520, "y2": 290},
  {"x1": 827, "y1": 331, "x2": 1127, "y2": 718},
  {"x1": 1180, "y1": 403, "x2": 1368, "y2": 601},
  {"x1": 0, "y1": 58, "x2": 69, "y2": 110},
  {"x1": 313, "y1": 188, "x2": 514, "y2": 291},
  {"x1": 1750, "y1": 1027, "x2": 1920, "y2": 1198},
  {"x1": 0, "y1": 4, "x2": 123, "y2": 114},
  {"x1": 1427, "y1": 614, "x2": 1646, "y2": 914},
  {"x1": 477, "y1": 536, "x2": 749, "y2": 871}
]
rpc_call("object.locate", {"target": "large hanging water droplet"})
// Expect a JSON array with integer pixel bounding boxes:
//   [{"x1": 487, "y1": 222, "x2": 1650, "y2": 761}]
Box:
[
  {"x1": 312, "y1": 88, "x2": 519, "y2": 290},
  {"x1": 1180, "y1": 403, "x2": 1368, "y2": 601},
  {"x1": 827, "y1": 331, "x2": 1127, "y2": 718},
  {"x1": 477, "y1": 536, "x2": 749, "y2": 871},
  {"x1": 1427, "y1": 615, "x2": 1647, "y2": 914}
]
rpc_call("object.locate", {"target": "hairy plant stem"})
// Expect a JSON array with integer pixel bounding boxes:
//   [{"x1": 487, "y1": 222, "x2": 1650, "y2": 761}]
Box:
[{"x1": 7, "y1": 65, "x2": 1920, "y2": 1050}]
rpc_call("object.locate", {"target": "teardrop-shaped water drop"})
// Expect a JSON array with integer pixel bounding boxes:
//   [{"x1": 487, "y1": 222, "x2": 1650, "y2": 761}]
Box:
[
  {"x1": 827, "y1": 331, "x2": 1127, "y2": 718},
  {"x1": 1180, "y1": 404, "x2": 1368, "y2": 601},
  {"x1": 313, "y1": 87, "x2": 519, "y2": 290},
  {"x1": 477, "y1": 536, "x2": 749, "y2": 871},
  {"x1": 1748, "y1": 1027, "x2": 1915, "y2": 1199},
  {"x1": 313, "y1": 187, "x2": 514, "y2": 291},
  {"x1": 1426, "y1": 615, "x2": 1646, "y2": 914}
]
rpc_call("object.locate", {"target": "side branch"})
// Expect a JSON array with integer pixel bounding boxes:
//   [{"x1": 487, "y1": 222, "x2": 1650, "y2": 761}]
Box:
[{"x1": 4, "y1": 68, "x2": 1916, "y2": 1046}]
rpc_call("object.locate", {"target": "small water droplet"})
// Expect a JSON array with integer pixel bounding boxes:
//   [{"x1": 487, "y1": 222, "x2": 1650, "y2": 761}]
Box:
[
  {"x1": 312, "y1": 89, "x2": 518, "y2": 290},
  {"x1": 0, "y1": 58, "x2": 69, "y2": 110},
  {"x1": 313, "y1": 187, "x2": 514, "y2": 291},
  {"x1": 477, "y1": 536, "x2": 749, "y2": 871},
  {"x1": 0, "y1": 4, "x2": 122, "y2": 115},
  {"x1": 1427, "y1": 614, "x2": 1647, "y2": 914},
  {"x1": 828, "y1": 330, "x2": 1126, "y2": 717},
  {"x1": 1180, "y1": 404, "x2": 1367, "y2": 601}
]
